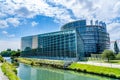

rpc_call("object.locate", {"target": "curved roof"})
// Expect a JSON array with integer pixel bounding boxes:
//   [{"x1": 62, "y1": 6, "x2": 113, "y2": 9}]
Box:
[{"x1": 61, "y1": 20, "x2": 86, "y2": 30}]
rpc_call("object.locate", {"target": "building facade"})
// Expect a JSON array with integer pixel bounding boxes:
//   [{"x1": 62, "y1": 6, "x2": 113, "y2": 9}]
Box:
[
  {"x1": 21, "y1": 30, "x2": 84, "y2": 60},
  {"x1": 61, "y1": 20, "x2": 110, "y2": 56},
  {"x1": 21, "y1": 20, "x2": 110, "y2": 60}
]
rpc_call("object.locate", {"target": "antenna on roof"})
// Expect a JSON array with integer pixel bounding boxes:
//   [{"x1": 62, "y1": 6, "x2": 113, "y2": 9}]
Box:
[{"x1": 90, "y1": 20, "x2": 93, "y2": 25}]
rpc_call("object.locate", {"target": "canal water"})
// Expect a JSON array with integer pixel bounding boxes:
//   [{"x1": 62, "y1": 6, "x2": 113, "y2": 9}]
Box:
[
  {"x1": 17, "y1": 63, "x2": 118, "y2": 80},
  {"x1": 4, "y1": 57, "x2": 118, "y2": 80}
]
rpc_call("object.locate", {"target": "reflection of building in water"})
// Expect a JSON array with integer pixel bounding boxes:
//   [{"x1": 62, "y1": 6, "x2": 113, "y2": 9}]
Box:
[
  {"x1": 36, "y1": 68, "x2": 64, "y2": 80},
  {"x1": 31, "y1": 68, "x2": 37, "y2": 80},
  {"x1": 18, "y1": 64, "x2": 32, "y2": 80}
]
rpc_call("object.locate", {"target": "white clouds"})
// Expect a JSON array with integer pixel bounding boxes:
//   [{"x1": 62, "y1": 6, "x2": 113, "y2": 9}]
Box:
[
  {"x1": 31, "y1": 21, "x2": 38, "y2": 27},
  {"x1": 15, "y1": 7, "x2": 37, "y2": 18},
  {"x1": 0, "y1": 12, "x2": 6, "y2": 18},
  {"x1": 113, "y1": 1, "x2": 120, "y2": 15},
  {"x1": 107, "y1": 23, "x2": 120, "y2": 32},
  {"x1": 2, "y1": 31, "x2": 8, "y2": 34},
  {"x1": 0, "y1": 0, "x2": 120, "y2": 24},
  {"x1": 0, "y1": 40, "x2": 20, "y2": 51},
  {"x1": 0, "y1": 0, "x2": 120, "y2": 51},
  {"x1": 0, "y1": 20, "x2": 9, "y2": 28},
  {"x1": 2, "y1": 30, "x2": 15, "y2": 38},
  {"x1": 6, "y1": 18, "x2": 20, "y2": 27},
  {"x1": 0, "y1": 0, "x2": 74, "y2": 24},
  {"x1": 107, "y1": 22, "x2": 120, "y2": 41},
  {"x1": 0, "y1": 18, "x2": 20, "y2": 28}
]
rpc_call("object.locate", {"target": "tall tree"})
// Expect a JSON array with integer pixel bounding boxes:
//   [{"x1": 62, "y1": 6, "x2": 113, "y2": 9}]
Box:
[
  {"x1": 102, "y1": 50, "x2": 115, "y2": 62},
  {"x1": 114, "y1": 41, "x2": 119, "y2": 54}
]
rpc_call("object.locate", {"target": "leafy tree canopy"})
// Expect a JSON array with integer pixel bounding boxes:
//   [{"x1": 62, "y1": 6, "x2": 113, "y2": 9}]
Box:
[
  {"x1": 0, "y1": 49, "x2": 21, "y2": 57},
  {"x1": 102, "y1": 49, "x2": 115, "y2": 62}
]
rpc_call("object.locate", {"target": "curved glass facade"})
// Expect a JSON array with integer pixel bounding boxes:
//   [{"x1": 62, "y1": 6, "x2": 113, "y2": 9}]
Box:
[{"x1": 61, "y1": 20, "x2": 110, "y2": 56}]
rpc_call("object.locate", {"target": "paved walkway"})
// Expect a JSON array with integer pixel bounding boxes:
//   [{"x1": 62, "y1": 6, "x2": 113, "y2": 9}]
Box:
[
  {"x1": 78, "y1": 61, "x2": 120, "y2": 68},
  {"x1": 0, "y1": 63, "x2": 9, "y2": 80}
]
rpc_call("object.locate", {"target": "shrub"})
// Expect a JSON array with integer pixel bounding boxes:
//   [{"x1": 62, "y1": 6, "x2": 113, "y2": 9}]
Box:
[
  {"x1": 116, "y1": 53, "x2": 120, "y2": 60},
  {"x1": 1, "y1": 62, "x2": 20, "y2": 80},
  {"x1": 102, "y1": 50, "x2": 115, "y2": 62},
  {"x1": 30, "y1": 61, "x2": 35, "y2": 65},
  {"x1": 0, "y1": 55, "x2": 5, "y2": 62}
]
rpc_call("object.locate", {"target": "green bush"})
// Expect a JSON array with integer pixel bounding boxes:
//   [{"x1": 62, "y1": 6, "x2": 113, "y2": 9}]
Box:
[
  {"x1": 116, "y1": 53, "x2": 120, "y2": 60},
  {"x1": 102, "y1": 50, "x2": 115, "y2": 62},
  {"x1": 68, "y1": 62, "x2": 120, "y2": 78},
  {"x1": 1, "y1": 62, "x2": 20, "y2": 80},
  {"x1": 0, "y1": 55, "x2": 5, "y2": 62},
  {"x1": 30, "y1": 61, "x2": 35, "y2": 65}
]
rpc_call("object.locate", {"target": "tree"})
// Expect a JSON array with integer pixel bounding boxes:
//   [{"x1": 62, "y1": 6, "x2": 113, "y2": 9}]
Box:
[
  {"x1": 11, "y1": 50, "x2": 21, "y2": 58},
  {"x1": 7, "y1": 48, "x2": 11, "y2": 51},
  {"x1": 0, "y1": 51, "x2": 11, "y2": 57},
  {"x1": 102, "y1": 50, "x2": 115, "y2": 62},
  {"x1": 114, "y1": 41, "x2": 119, "y2": 54},
  {"x1": 0, "y1": 49, "x2": 21, "y2": 57},
  {"x1": 116, "y1": 53, "x2": 120, "y2": 60}
]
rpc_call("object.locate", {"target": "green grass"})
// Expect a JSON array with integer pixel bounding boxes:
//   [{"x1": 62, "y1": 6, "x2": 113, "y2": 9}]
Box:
[
  {"x1": 17, "y1": 58, "x2": 64, "y2": 68},
  {"x1": 68, "y1": 62, "x2": 120, "y2": 78},
  {"x1": 87, "y1": 57, "x2": 120, "y2": 64},
  {"x1": 0, "y1": 55, "x2": 5, "y2": 63},
  {"x1": 107, "y1": 60, "x2": 120, "y2": 64},
  {"x1": 1, "y1": 62, "x2": 20, "y2": 80}
]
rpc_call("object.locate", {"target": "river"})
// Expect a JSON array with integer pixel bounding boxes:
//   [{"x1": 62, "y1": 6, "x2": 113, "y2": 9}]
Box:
[{"x1": 4, "y1": 57, "x2": 118, "y2": 80}]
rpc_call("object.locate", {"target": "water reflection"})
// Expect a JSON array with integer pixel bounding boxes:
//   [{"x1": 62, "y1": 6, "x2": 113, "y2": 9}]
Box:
[{"x1": 18, "y1": 63, "x2": 116, "y2": 80}]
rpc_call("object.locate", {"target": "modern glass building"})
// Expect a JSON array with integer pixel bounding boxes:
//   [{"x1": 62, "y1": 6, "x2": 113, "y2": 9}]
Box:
[
  {"x1": 21, "y1": 20, "x2": 110, "y2": 59},
  {"x1": 21, "y1": 30, "x2": 84, "y2": 60},
  {"x1": 61, "y1": 20, "x2": 110, "y2": 56}
]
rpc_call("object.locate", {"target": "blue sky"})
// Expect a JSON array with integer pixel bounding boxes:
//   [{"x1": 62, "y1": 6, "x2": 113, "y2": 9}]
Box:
[{"x1": 0, "y1": 0, "x2": 120, "y2": 51}]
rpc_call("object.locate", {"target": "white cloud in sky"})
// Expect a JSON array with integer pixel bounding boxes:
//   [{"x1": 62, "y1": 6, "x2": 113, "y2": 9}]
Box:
[
  {"x1": 0, "y1": 20, "x2": 9, "y2": 28},
  {"x1": 0, "y1": 0, "x2": 120, "y2": 50},
  {"x1": 2, "y1": 30, "x2": 15, "y2": 38},
  {"x1": 6, "y1": 18, "x2": 20, "y2": 27},
  {"x1": 0, "y1": 0, "x2": 120, "y2": 24},
  {"x1": 107, "y1": 23, "x2": 120, "y2": 41},
  {"x1": 0, "y1": 12, "x2": 6, "y2": 18},
  {"x1": 31, "y1": 21, "x2": 38, "y2": 27},
  {"x1": 2, "y1": 31, "x2": 8, "y2": 35},
  {"x1": 0, "y1": 18, "x2": 20, "y2": 28}
]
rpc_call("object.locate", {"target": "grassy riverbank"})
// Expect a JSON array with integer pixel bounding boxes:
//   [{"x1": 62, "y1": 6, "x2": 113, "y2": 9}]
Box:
[
  {"x1": 17, "y1": 57, "x2": 120, "y2": 79},
  {"x1": 68, "y1": 62, "x2": 120, "y2": 78},
  {"x1": 1, "y1": 62, "x2": 20, "y2": 80},
  {"x1": 17, "y1": 58, "x2": 64, "y2": 68},
  {"x1": 0, "y1": 55, "x2": 5, "y2": 63}
]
